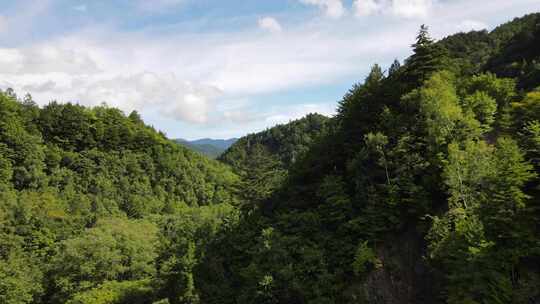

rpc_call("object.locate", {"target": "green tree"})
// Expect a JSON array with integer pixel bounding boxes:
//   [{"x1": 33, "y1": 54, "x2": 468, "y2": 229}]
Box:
[
  {"x1": 388, "y1": 59, "x2": 401, "y2": 76},
  {"x1": 50, "y1": 218, "x2": 158, "y2": 302},
  {"x1": 240, "y1": 144, "x2": 286, "y2": 206},
  {"x1": 66, "y1": 280, "x2": 154, "y2": 304},
  {"x1": 462, "y1": 91, "x2": 498, "y2": 132},
  {"x1": 403, "y1": 71, "x2": 475, "y2": 147},
  {"x1": 481, "y1": 138, "x2": 535, "y2": 246},
  {"x1": 0, "y1": 249, "x2": 43, "y2": 304},
  {"x1": 352, "y1": 241, "x2": 380, "y2": 276},
  {"x1": 405, "y1": 25, "x2": 447, "y2": 83},
  {"x1": 156, "y1": 204, "x2": 237, "y2": 304}
]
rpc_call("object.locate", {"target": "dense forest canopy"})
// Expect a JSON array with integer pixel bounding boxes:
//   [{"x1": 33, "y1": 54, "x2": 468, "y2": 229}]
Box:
[
  {"x1": 220, "y1": 113, "x2": 329, "y2": 170},
  {"x1": 1, "y1": 11, "x2": 540, "y2": 304},
  {"x1": 0, "y1": 92, "x2": 239, "y2": 304}
]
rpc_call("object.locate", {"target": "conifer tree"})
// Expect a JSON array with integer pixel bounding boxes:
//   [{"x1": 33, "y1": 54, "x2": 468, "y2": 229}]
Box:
[
  {"x1": 388, "y1": 59, "x2": 401, "y2": 76},
  {"x1": 406, "y1": 25, "x2": 446, "y2": 84}
]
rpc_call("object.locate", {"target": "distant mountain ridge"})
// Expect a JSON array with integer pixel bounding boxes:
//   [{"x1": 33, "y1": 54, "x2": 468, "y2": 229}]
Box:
[
  {"x1": 175, "y1": 137, "x2": 238, "y2": 158},
  {"x1": 186, "y1": 138, "x2": 238, "y2": 149}
]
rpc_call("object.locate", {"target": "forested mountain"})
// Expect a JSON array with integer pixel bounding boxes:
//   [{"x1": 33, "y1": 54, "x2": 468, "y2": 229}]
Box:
[
  {"x1": 1, "y1": 11, "x2": 540, "y2": 304},
  {"x1": 174, "y1": 139, "x2": 223, "y2": 159},
  {"x1": 196, "y1": 13, "x2": 540, "y2": 304},
  {"x1": 0, "y1": 92, "x2": 239, "y2": 304},
  {"x1": 175, "y1": 138, "x2": 238, "y2": 159},
  {"x1": 220, "y1": 113, "x2": 328, "y2": 172},
  {"x1": 190, "y1": 138, "x2": 238, "y2": 150},
  {"x1": 440, "y1": 13, "x2": 540, "y2": 89},
  {"x1": 219, "y1": 113, "x2": 329, "y2": 208}
]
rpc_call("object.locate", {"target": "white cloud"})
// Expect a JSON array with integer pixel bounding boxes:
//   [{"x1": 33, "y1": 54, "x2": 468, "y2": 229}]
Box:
[
  {"x1": 391, "y1": 0, "x2": 433, "y2": 18},
  {"x1": 456, "y1": 20, "x2": 489, "y2": 32},
  {"x1": 258, "y1": 17, "x2": 283, "y2": 34},
  {"x1": 0, "y1": 36, "x2": 222, "y2": 124},
  {"x1": 353, "y1": 0, "x2": 382, "y2": 17},
  {"x1": 204, "y1": 29, "x2": 409, "y2": 95},
  {"x1": 0, "y1": 49, "x2": 24, "y2": 73},
  {"x1": 74, "y1": 73, "x2": 222, "y2": 124},
  {"x1": 0, "y1": 45, "x2": 99, "y2": 75},
  {"x1": 299, "y1": 0, "x2": 346, "y2": 19},
  {"x1": 353, "y1": 0, "x2": 433, "y2": 18},
  {"x1": 0, "y1": 23, "x2": 410, "y2": 125},
  {"x1": 1, "y1": 0, "x2": 540, "y2": 138},
  {"x1": 22, "y1": 80, "x2": 56, "y2": 92}
]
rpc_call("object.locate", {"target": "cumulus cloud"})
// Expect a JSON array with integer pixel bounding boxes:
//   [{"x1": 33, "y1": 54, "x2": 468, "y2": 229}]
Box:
[
  {"x1": 299, "y1": 0, "x2": 346, "y2": 19},
  {"x1": 76, "y1": 73, "x2": 222, "y2": 124},
  {"x1": 258, "y1": 17, "x2": 283, "y2": 33},
  {"x1": 353, "y1": 0, "x2": 382, "y2": 17},
  {"x1": 0, "y1": 38, "x2": 222, "y2": 124}
]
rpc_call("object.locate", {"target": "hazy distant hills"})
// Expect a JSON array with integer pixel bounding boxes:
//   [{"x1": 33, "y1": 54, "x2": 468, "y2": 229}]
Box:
[{"x1": 175, "y1": 138, "x2": 238, "y2": 158}]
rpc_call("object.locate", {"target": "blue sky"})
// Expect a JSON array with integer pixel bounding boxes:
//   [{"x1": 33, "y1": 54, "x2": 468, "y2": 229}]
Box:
[{"x1": 0, "y1": 0, "x2": 539, "y2": 139}]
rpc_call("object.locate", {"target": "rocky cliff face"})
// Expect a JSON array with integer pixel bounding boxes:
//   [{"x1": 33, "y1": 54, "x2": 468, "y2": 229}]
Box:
[{"x1": 355, "y1": 228, "x2": 437, "y2": 304}]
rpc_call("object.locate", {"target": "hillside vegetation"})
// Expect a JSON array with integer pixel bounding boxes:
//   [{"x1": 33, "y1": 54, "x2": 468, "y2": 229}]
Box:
[
  {"x1": 197, "y1": 13, "x2": 540, "y2": 304},
  {"x1": 0, "y1": 94, "x2": 238, "y2": 304}
]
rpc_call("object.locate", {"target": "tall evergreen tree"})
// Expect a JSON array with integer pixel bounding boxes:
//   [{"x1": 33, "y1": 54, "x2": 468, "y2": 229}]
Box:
[
  {"x1": 406, "y1": 25, "x2": 446, "y2": 84},
  {"x1": 388, "y1": 59, "x2": 401, "y2": 76}
]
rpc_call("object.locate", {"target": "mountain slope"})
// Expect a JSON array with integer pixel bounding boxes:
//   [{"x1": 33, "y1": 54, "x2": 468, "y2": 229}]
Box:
[
  {"x1": 189, "y1": 138, "x2": 238, "y2": 150},
  {"x1": 197, "y1": 13, "x2": 540, "y2": 304},
  {"x1": 439, "y1": 12, "x2": 540, "y2": 89},
  {"x1": 220, "y1": 113, "x2": 329, "y2": 173},
  {"x1": 0, "y1": 92, "x2": 239, "y2": 304},
  {"x1": 217, "y1": 113, "x2": 330, "y2": 207}
]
